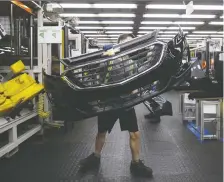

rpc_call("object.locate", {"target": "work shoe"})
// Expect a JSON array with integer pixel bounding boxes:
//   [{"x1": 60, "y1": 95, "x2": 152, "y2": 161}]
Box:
[
  {"x1": 130, "y1": 160, "x2": 153, "y2": 177},
  {"x1": 79, "y1": 153, "x2": 100, "y2": 172},
  {"x1": 144, "y1": 113, "x2": 161, "y2": 123}
]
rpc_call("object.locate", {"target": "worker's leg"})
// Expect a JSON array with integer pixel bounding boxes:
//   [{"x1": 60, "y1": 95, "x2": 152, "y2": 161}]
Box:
[
  {"x1": 79, "y1": 113, "x2": 117, "y2": 171},
  {"x1": 95, "y1": 131, "x2": 107, "y2": 155},
  {"x1": 129, "y1": 131, "x2": 140, "y2": 162},
  {"x1": 120, "y1": 108, "x2": 153, "y2": 177}
]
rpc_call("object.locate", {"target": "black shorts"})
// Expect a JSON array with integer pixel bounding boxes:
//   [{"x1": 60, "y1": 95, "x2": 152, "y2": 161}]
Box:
[{"x1": 98, "y1": 108, "x2": 138, "y2": 133}]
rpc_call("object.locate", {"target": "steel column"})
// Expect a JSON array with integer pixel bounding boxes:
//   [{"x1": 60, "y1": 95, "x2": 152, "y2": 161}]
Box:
[
  {"x1": 206, "y1": 41, "x2": 210, "y2": 77},
  {"x1": 30, "y1": 15, "x2": 34, "y2": 69}
]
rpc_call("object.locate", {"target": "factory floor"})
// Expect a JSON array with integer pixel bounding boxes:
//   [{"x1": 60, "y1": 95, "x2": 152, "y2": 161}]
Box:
[{"x1": 0, "y1": 91, "x2": 222, "y2": 182}]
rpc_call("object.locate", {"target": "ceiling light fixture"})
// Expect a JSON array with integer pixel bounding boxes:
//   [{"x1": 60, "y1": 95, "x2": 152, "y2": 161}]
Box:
[
  {"x1": 143, "y1": 14, "x2": 179, "y2": 18},
  {"x1": 192, "y1": 5, "x2": 224, "y2": 10},
  {"x1": 193, "y1": 31, "x2": 217, "y2": 34},
  {"x1": 60, "y1": 13, "x2": 135, "y2": 17},
  {"x1": 180, "y1": 14, "x2": 215, "y2": 18},
  {"x1": 143, "y1": 14, "x2": 215, "y2": 19},
  {"x1": 106, "y1": 31, "x2": 133, "y2": 33},
  {"x1": 76, "y1": 26, "x2": 133, "y2": 30},
  {"x1": 88, "y1": 37, "x2": 118, "y2": 40},
  {"x1": 141, "y1": 21, "x2": 172, "y2": 24},
  {"x1": 161, "y1": 31, "x2": 189, "y2": 34},
  {"x1": 101, "y1": 21, "x2": 134, "y2": 24},
  {"x1": 159, "y1": 34, "x2": 176, "y2": 37},
  {"x1": 167, "y1": 27, "x2": 195, "y2": 30},
  {"x1": 104, "y1": 27, "x2": 133, "y2": 30},
  {"x1": 187, "y1": 38, "x2": 205, "y2": 40},
  {"x1": 91, "y1": 4, "x2": 137, "y2": 8},
  {"x1": 187, "y1": 34, "x2": 210, "y2": 37},
  {"x1": 81, "y1": 31, "x2": 99, "y2": 33},
  {"x1": 174, "y1": 21, "x2": 204, "y2": 25},
  {"x1": 146, "y1": 4, "x2": 224, "y2": 10},
  {"x1": 209, "y1": 22, "x2": 224, "y2": 25},
  {"x1": 54, "y1": 3, "x2": 137, "y2": 8},
  {"x1": 146, "y1": 4, "x2": 185, "y2": 9},
  {"x1": 85, "y1": 34, "x2": 119, "y2": 37},
  {"x1": 78, "y1": 21, "x2": 134, "y2": 24},
  {"x1": 139, "y1": 27, "x2": 167, "y2": 29}
]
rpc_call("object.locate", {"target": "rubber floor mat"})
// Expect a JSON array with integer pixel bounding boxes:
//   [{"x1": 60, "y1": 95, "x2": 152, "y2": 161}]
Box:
[{"x1": 0, "y1": 91, "x2": 222, "y2": 182}]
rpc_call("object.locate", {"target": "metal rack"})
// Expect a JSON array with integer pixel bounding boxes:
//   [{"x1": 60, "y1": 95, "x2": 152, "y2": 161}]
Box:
[
  {"x1": 0, "y1": 2, "x2": 43, "y2": 158},
  {"x1": 179, "y1": 92, "x2": 222, "y2": 142},
  {"x1": 195, "y1": 99, "x2": 221, "y2": 141}
]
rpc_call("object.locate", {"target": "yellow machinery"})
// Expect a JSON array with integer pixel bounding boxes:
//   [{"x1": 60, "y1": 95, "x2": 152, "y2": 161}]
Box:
[{"x1": 0, "y1": 60, "x2": 45, "y2": 117}]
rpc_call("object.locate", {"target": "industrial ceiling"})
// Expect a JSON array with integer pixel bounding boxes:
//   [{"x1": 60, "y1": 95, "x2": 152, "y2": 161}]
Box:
[
  {"x1": 0, "y1": 1, "x2": 223, "y2": 47},
  {"x1": 51, "y1": 1, "x2": 223, "y2": 46}
]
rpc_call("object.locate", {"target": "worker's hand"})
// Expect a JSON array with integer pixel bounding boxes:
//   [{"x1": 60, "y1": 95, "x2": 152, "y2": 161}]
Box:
[{"x1": 132, "y1": 89, "x2": 138, "y2": 95}]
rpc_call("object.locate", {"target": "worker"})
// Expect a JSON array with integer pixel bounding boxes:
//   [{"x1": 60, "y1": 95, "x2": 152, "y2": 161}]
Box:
[{"x1": 79, "y1": 34, "x2": 153, "y2": 178}]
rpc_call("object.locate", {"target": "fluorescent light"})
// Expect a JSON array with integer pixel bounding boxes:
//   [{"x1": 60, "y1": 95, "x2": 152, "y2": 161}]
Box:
[
  {"x1": 146, "y1": 4, "x2": 185, "y2": 9},
  {"x1": 187, "y1": 38, "x2": 204, "y2": 40},
  {"x1": 174, "y1": 21, "x2": 204, "y2": 25},
  {"x1": 209, "y1": 22, "x2": 224, "y2": 25},
  {"x1": 143, "y1": 14, "x2": 215, "y2": 19},
  {"x1": 144, "y1": 14, "x2": 179, "y2": 18},
  {"x1": 78, "y1": 21, "x2": 100, "y2": 24},
  {"x1": 106, "y1": 31, "x2": 132, "y2": 33},
  {"x1": 104, "y1": 27, "x2": 133, "y2": 30},
  {"x1": 81, "y1": 31, "x2": 99, "y2": 33},
  {"x1": 89, "y1": 38, "x2": 117, "y2": 40},
  {"x1": 139, "y1": 27, "x2": 167, "y2": 29},
  {"x1": 161, "y1": 31, "x2": 188, "y2": 34},
  {"x1": 60, "y1": 14, "x2": 96, "y2": 17},
  {"x1": 60, "y1": 13, "x2": 135, "y2": 17},
  {"x1": 159, "y1": 34, "x2": 176, "y2": 37},
  {"x1": 92, "y1": 4, "x2": 137, "y2": 8},
  {"x1": 138, "y1": 31, "x2": 189, "y2": 34},
  {"x1": 193, "y1": 5, "x2": 224, "y2": 10},
  {"x1": 101, "y1": 21, "x2": 133, "y2": 24},
  {"x1": 85, "y1": 34, "x2": 119, "y2": 37},
  {"x1": 81, "y1": 31, "x2": 132, "y2": 34},
  {"x1": 141, "y1": 21, "x2": 204, "y2": 25},
  {"x1": 221, "y1": 16, "x2": 223, "y2": 18},
  {"x1": 187, "y1": 34, "x2": 210, "y2": 37},
  {"x1": 76, "y1": 27, "x2": 104, "y2": 29},
  {"x1": 167, "y1": 27, "x2": 195, "y2": 30},
  {"x1": 55, "y1": 3, "x2": 137, "y2": 8},
  {"x1": 146, "y1": 4, "x2": 224, "y2": 10},
  {"x1": 141, "y1": 21, "x2": 172, "y2": 24},
  {"x1": 54, "y1": 3, "x2": 91, "y2": 8},
  {"x1": 193, "y1": 31, "x2": 217, "y2": 34},
  {"x1": 181, "y1": 14, "x2": 215, "y2": 18},
  {"x1": 76, "y1": 27, "x2": 133, "y2": 30},
  {"x1": 211, "y1": 38, "x2": 223, "y2": 40},
  {"x1": 98, "y1": 14, "x2": 135, "y2": 17},
  {"x1": 210, "y1": 35, "x2": 224, "y2": 37}
]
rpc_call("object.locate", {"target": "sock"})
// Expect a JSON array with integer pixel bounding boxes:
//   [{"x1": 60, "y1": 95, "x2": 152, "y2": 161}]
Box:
[
  {"x1": 132, "y1": 159, "x2": 140, "y2": 164},
  {"x1": 94, "y1": 152, "x2": 101, "y2": 158}
]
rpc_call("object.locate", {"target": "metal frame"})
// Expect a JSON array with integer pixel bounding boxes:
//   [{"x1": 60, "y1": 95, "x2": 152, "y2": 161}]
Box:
[
  {"x1": 179, "y1": 92, "x2": 222, "y2": 142},
  {"x1": 179, "y1": 92, "x2": 196, "y2": 122},
  {"x1": 0, "y1": 7, "x2": 43, "y2": 158},
  {"x1": 0, "y1": 110, "x2": 39, "y2": 158},
  {"x1": 196, "y1": 99, "x2": 221, "y2": 141}
]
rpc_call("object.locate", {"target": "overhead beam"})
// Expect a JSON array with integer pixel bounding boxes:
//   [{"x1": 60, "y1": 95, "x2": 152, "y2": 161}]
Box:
[{"x1": 132, "y1": 2, "x2": 147, "y2": 36}]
